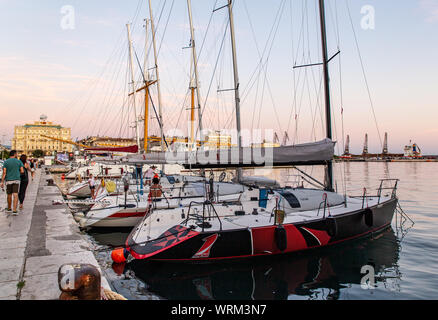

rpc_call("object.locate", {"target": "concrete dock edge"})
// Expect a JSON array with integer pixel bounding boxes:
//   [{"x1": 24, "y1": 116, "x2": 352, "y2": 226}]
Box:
[{"x1": 0, "y1": 168, "x2": 112, "y2": 300}]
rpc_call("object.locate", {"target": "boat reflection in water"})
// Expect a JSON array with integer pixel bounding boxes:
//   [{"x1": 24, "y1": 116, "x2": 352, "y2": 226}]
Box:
[{"x1": 124, "y1": 228, "x2": 401, "y2": 300}]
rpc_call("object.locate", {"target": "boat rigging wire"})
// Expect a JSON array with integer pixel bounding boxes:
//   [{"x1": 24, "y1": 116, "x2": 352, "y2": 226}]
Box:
[{"x1": 345, "y1": 0, "x2": 384, "y2": 150}]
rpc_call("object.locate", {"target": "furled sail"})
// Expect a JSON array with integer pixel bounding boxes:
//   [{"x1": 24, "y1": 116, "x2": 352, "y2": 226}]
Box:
[
  {"x1": 85, "y1": 145, "x2": 139, "y2": 154},
  {"x1": 124, "y1": 139, "x2": 335, "y2": 168}
]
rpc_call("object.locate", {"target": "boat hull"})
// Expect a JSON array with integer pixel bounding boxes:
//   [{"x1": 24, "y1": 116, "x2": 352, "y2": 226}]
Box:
[
  {"x1": 81, "y1": 208, "x2": 147, "y2": 228},
  {"x1": 67, "y1": 183, "x2": 91, "y2": 198},
  {"x1": 126, "y1": 198, "x2": 397, "y2": 262}
]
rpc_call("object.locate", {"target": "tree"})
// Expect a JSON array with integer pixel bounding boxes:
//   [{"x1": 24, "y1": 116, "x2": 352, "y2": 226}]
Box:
[
  {"x1": 1, "y1": 150, "x2": 8, "y2": 160},
  {"x1": 32, "y1": 149, "x2": 44, "y2": 158}
]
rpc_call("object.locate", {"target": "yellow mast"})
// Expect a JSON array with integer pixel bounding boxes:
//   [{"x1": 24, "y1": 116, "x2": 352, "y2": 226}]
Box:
[
  {"x1": 190, "y1": 86, "x2": 195, "y2": 151},
  {"x1": 129, "y1": 81, "x2": 157, "y2": 152}
]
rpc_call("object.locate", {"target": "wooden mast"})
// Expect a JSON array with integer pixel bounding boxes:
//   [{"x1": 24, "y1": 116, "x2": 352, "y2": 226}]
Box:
[{"x1": 128, "y1": 20, "x2": 157, "y2": 153}]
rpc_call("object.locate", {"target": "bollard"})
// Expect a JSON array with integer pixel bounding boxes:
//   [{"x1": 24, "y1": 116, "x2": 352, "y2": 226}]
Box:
[{"x1": 58, "y1": 263, "x2": 101, "y2": 300}]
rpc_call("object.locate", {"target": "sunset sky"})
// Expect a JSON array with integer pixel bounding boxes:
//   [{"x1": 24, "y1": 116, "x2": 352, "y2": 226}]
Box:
[{"x1": 0, "y1": 0, "x2": 437, "y2": 155}]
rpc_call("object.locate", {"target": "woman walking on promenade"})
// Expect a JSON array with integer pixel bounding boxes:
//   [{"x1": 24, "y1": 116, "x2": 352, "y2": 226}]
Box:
[
  {"x1": 30, "y1": 159, "x2": 35, "y2": 181},
  {"x1": 18, "y1": 154, "x2": 31, "y2": 210}
]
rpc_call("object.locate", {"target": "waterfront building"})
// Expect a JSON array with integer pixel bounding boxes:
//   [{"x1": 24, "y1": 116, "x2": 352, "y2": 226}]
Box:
[
  {"x1": 12, "y1": 115, "x2": 73, "y2": 156},
  {"x1": 204, "y1": 131, "x2": 233, "y2": 150}
]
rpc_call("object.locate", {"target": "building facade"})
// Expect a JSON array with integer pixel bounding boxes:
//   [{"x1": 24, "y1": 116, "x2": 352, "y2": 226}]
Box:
[{"x1": 12, "y1": 115, "x2": 73, "y2": 156}]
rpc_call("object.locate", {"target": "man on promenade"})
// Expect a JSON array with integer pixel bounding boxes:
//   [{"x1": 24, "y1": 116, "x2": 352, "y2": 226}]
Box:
[{"x1": 0, "y1": 150, "x2": 24, "y2": 215}]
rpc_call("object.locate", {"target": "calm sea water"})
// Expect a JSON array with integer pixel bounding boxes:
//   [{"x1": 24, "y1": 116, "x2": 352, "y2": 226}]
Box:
[{"x1": 85, "y1": 162, "x2": 438, "y2": 300}]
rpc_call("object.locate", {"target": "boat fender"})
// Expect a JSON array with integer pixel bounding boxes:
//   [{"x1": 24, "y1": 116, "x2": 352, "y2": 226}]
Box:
[
  {"x1": 111, "y1": 248, "x2": 129, "y2": 264},
  {"x1": 325, "y1": 217, "x2": 338, "y2": 237},
  {"x1": 364, "y1": 209, "x2": 373, "y2": 227},
  {"x1": 275, "y1": 225, "x2": 288, "y2": 252},
  {"x1": 58, "y1": 263, "x2": 101, "y2": 300}
]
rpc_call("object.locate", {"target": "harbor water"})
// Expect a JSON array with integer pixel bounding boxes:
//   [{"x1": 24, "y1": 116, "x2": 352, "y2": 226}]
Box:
[{"x1": 62, "y1": 162, "x2": 437, "y2": 300}]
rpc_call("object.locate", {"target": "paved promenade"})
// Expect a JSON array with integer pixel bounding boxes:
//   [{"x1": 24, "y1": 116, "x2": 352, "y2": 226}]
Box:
[{"x1": 0, "y1": 168, "x2": 110, "y2": 300}]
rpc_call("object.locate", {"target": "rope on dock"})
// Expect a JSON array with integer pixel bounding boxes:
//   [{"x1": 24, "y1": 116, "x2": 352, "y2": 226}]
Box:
[{"x1": 101, "y1": 288, "x2": 127, "y2": 300}]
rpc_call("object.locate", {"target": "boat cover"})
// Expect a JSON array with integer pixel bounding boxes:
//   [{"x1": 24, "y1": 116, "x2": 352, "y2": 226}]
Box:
[
  {"x1": 123, "y1": 139, "x2": 335, "y2": 168},
  {"x1": 85, "y1": 145, "x2": 139, "y2": 154}
]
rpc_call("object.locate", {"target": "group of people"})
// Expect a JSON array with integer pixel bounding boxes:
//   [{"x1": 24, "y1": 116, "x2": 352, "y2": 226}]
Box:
[
  {"x1": 85, "y1": 165, "x2": 162, "y2": 200},
  {"x1": 0, "y1": 150, "x2": 37, "y2": 215}
]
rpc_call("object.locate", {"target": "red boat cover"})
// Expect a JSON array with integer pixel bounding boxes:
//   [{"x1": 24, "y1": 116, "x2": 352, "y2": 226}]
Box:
[{"x1": 85, "y1": 145, "x2": 139, "y2": 154}]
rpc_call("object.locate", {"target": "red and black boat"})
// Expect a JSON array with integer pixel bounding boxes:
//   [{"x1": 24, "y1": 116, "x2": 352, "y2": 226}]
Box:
[
  {"x1": 121, "y1": 0, "x2": 401, "y2": 264},
  {"x1": 125, "y1": 184, "x2": 399, "y2": 262}
]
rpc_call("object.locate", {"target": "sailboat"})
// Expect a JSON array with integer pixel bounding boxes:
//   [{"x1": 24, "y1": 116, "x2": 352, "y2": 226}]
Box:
[
  {"x1": 75, "y1": 1, "x2": 249, "y2": 229},
  {"x1": 123, "y1": 0, "x2": 399, "y2": 262}
]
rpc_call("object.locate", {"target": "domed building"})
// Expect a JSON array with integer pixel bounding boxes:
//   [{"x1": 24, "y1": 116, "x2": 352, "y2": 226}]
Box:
[{"x1": 12, "y1": 115, "x2": 73, "y2": 156}]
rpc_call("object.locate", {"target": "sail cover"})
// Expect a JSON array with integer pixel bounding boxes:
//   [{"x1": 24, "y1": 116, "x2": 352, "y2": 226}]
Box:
[
  {"x1": 85, "y1": 145, "x2": 139, "y2": 154},
  {"x1": 123, "y1": 139, "x2": 335, "y2": 168}
]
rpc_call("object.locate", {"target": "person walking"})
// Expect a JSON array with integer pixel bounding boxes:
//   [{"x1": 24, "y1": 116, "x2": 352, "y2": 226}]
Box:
[
  {"x1": 0, "y1": 150, "x2": 24, "y2": 215},
  {"x1": 29, "y1": 159, "x2": 35, "y2": 181},
  {"x1": 18, "y1": 154, "x2": 31, "y2": 210}
]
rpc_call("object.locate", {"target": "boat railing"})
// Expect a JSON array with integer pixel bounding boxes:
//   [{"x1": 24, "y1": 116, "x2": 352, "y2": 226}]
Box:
[
  {"x1": 349, "y1": 179, "x2": 400, "y2": 207},
  {"x1": 153, "y1": 192, "x2": 171, "y2": 210},
  {"x1": 317, "y1": 193, "x2": 328, "y2": 218},
  {"x1": 377, "y1": 179, "x2": 399, "y2": 203},
  {"x1": 184, "y1": 200, "x2": 223, "y2": 232}
]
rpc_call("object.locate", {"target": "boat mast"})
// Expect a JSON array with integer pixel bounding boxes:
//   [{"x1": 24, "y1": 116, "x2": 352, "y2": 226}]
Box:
[
  {"x1": 187, "y1": 0, "x2": 204, "y2": 148},
  {"x1": 227, "y1": 0, "x2": 243, "y2": 182},
  {"x1": 148, "y1": 0, "x2": 165, "y2": 170},
  {"x1": 143, "y1": 20, "x2": 150, "y2": 152},
  {"x1": 318, "y1": 0, "x2": 334, "y2": 191},
  {"x1": 127, "y1": 23, "x2": 141, "y2": 154}
]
